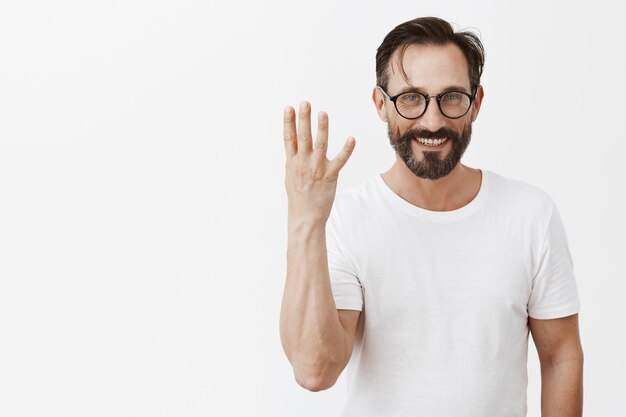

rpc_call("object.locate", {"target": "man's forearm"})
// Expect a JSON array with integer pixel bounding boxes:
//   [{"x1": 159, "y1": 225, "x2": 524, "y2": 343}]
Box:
[{"x1": 540, "y1": 356, "x2": 584, "y2": 417}]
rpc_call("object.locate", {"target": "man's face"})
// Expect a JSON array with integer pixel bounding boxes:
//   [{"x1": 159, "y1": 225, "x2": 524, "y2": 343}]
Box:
[{"x1": 378, "y1": 43, "x2": 482, "y2": 180}]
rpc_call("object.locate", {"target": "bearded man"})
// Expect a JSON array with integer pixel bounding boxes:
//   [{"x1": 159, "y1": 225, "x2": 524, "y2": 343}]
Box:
[{"x1": 279, "y1": 16, "x2": 583, "y2": 417}]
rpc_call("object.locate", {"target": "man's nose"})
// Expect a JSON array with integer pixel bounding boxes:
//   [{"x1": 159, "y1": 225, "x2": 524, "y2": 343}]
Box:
[{"x1": 417, "y1": 100, "x2": 447, "y2": 133}]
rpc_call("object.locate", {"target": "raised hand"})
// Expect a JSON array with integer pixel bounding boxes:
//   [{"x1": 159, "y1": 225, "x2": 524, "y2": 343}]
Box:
[{"x1": 283, "y1": 101, "x2": 356, "y2": 226}]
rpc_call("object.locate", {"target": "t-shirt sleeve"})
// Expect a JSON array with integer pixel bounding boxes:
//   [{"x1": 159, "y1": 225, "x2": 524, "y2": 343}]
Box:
[
  {"x1": 326, "y1": 214, "x2": 363, "y2": 312},
  {"x1": 528, "y1": 202, "x2": 581, "y2": 319}
]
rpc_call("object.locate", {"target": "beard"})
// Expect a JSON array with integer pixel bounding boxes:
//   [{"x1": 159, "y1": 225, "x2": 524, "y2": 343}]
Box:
[{"x1": 387, "y1": 121, "x2": 473, "y2": 180}]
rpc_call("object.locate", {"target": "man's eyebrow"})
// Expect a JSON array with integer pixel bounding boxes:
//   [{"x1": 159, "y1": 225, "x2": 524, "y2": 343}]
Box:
[
  {"x1": 442, "y1": 85, "x2": 472, "y2": 93},
  {"x1": 395, "y1": 85, "x2": 472, "y2": 95}
]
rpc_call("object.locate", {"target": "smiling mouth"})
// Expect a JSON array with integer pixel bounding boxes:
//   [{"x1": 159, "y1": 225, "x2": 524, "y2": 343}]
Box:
[{"x1": 415, "y1": 137, "x2": 448, "y2": 147}]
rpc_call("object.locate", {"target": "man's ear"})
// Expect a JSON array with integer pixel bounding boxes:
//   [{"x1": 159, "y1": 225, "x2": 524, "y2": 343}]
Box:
[
  {"x1": 372, "y1": 86, "x2": 389, "y2": 123},
  {"x1": 470, "y1": 85, "x2": 485, "y2": 122}
]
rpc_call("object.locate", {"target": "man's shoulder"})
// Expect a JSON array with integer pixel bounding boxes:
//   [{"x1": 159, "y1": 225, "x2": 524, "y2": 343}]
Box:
[
  {"x1": 327, "y1": 175, "x2": 381, "y2": 227},
  {"x1": 485, "y1": 169, "x2": 556, "y2": 214},
  {"x1": 334, "y1": 175, "x2": 380, "y2": 207}
]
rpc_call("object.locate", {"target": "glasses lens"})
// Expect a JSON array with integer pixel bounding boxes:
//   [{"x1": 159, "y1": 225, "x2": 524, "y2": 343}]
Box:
[
  {"x1": 439, "y1": 92, "x2": 471, "y2": 118},
  {"x1": 396, "y1": 93, "x2": 427, "y2": 119}
]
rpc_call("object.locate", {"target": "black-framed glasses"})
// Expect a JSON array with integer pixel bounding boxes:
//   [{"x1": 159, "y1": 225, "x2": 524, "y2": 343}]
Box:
[{"x1": 378, "y1": 85, "x2": 477, "y2": 120}]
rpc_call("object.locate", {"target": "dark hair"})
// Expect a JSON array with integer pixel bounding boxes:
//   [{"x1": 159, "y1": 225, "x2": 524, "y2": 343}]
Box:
[{"x1": 376, "y1": 17, "x2": 485, "y2": 91}]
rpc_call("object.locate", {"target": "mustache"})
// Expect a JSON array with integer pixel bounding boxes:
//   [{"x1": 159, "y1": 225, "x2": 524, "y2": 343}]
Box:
[{"x1": 398, "y1": 127, "x2": 460, "y2": 142}]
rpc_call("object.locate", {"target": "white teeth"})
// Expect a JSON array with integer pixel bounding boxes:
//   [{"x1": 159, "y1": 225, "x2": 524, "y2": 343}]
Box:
[{"x1": 417, "y1": 137, "x2": 447, "y2": 146}]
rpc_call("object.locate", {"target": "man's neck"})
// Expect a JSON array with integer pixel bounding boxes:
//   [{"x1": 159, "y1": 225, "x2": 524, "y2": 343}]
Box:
[{"x1": 380, "y1": 160, "x2": 482, "y2": 212}]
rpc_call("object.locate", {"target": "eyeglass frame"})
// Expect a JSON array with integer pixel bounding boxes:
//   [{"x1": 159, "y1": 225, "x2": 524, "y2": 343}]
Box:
[{"x1": 377, "y1": 85, "x2": 478, "y2": 120}]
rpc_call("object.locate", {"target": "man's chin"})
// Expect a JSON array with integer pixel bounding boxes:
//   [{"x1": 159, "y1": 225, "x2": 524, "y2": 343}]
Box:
[{"x1": 401, "y1": 151, "x2": 458, "y2": 180}]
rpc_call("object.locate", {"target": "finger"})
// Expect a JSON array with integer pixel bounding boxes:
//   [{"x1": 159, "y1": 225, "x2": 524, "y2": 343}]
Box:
[
  {"x1": 313, "y1": 111, "x2": 329, "y2": 157},
  {"x1": 283, "y1": 106, "x2": 297, "y2": 158},
  {"x1": 330, "y1": 136, "x2": 356, "y2": 172},
  {"x1": 297, "y1": 101, "x2": 313, "y2": 153}
]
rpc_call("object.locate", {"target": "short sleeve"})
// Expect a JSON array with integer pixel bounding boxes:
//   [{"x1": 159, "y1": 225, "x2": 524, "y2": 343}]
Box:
[
  {"x1": 326, "y1": 214, "x2": 363, "y2": 311},
  {"x1": 528, "y1": 203, "x2": 581, "y2": 319}
]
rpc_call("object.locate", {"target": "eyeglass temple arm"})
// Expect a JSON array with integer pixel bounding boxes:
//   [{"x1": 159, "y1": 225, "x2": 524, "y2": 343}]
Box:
[{"x1": 377, "y1": 85, "x2": 391, "y2": 99}]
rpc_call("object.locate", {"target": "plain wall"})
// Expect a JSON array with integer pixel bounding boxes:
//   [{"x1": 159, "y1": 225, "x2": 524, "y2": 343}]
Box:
[{"x1": 0, "y1": 0, "x2": 624, "y2": 416}]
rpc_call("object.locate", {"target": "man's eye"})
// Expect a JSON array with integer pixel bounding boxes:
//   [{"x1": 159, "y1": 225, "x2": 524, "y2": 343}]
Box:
[
  {"x1": 443, "y1": 93, "x2": 463, "y2": 102},
  {"x1": 401, "y1": 94, "x2": 422, "y2": 103}
]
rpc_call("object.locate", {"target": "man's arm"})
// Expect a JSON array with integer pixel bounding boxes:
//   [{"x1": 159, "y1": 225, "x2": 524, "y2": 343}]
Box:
[
  {"x1": 529, "y1": 313, "x2": 584, "y2": 417},
  {"x1": 279, "y1": 102, "x2": 358, "y2": 392}
]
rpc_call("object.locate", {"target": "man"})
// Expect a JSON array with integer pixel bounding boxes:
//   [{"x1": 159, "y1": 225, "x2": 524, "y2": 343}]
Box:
[{"x1": 279, "y1": 16, "x2": 583, "y2": 417}]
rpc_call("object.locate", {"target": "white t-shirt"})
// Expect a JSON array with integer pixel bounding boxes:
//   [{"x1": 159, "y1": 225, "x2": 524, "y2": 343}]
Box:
[{"x1": 326, "y1": 169, "x2": 580, "y2": 417}]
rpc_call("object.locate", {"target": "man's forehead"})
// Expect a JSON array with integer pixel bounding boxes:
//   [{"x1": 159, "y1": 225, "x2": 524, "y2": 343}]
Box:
[{"x1": 388, "y1": 43, "x2": 471, "y2": 91}]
